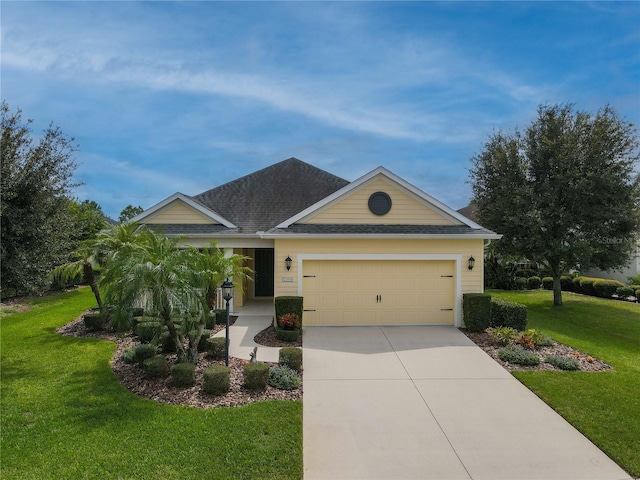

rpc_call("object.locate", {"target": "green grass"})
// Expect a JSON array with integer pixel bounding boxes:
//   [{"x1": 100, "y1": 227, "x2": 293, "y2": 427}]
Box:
[
  {"x1": 490, "y1": 290, "x2": 640, "y2": 477},
  {"x1": 1, "y1": 288, "x2": 302, "y2": 479}
]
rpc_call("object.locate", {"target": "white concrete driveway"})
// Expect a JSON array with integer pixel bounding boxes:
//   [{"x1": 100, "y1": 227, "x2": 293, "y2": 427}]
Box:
[{"x1": 302, "y1": 326, "x2": 630, "y2": 480}]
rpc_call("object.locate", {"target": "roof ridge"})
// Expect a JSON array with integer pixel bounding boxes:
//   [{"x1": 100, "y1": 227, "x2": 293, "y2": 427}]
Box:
[{"x1": 195, "y1": 157, "x2": 347, "y2": 198}]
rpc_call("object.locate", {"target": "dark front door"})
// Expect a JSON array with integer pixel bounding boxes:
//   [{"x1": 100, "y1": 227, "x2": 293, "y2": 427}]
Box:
[{"x1": 254, "y1": 249, "x2": 274, "y2": 297}]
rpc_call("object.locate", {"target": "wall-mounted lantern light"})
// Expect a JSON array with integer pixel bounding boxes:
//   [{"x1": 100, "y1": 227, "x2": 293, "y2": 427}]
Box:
[
  {"x1": 468, "y1": 256, "x2": 476, "y2": 271},
  {"x1": 285, "y1": 256, "x2": 292, "y2": 271}
]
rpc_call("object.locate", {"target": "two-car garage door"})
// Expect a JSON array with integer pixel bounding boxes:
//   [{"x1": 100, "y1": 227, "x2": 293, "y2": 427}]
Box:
[{"x1": 302, "y1": 260, "x2": 455, "y2": 326}]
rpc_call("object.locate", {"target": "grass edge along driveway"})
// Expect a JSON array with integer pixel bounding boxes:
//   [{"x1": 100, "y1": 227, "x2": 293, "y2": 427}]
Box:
[
  {"x1": 0, "y1": 287, "x2": 302, "y2": 480},
  {"x1": 490, "y1": 290, "x2": 640, "y2": 478}
]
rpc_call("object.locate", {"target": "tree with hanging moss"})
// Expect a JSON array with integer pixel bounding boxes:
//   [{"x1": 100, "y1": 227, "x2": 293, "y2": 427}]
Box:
[{"x1": 470, "y1": 104, "x2": 640, "y2": 306}]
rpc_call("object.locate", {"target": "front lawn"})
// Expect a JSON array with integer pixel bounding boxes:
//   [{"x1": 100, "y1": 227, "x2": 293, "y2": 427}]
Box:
[
  {"x1": 490, "y1": 290, "x2": 640, "y2": 477},
  {"x1": 0, "y1": 288, "x2": 302, "y2": 480}
]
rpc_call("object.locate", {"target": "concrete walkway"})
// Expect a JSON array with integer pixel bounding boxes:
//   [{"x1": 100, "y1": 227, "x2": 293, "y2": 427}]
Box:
[
  {"x1": 303, "y1": 326, "x2": 631, "y2": 480},
  {"x1": 212, "y1": 298, "x2": 281, "y2": 363}
]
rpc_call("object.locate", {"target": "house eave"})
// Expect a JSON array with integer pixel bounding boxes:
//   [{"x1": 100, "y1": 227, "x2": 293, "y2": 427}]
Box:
[
  {"x1": 259, "y1": 233, "x2": 503, "y2": 240},
  {"x1": 131, "y1": 192, "x2": 237, "y2": 228}
]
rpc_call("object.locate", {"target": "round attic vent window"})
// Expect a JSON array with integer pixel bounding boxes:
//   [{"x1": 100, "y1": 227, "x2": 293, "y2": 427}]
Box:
[{"x1": 368, "y1": 191, "x2": 392, "y2": 216}]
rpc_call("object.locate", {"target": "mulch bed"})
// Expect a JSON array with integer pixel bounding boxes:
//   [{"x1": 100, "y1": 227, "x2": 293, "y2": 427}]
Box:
[
  {"x1": 462, "y1": 330, "x2": 612, "y2": 372},
  {"x1": 57, "y1": 311, "x2": 302, "y2": 409},
  {"x1": 254, "y1": 325, "x2": 303, "y2": 348},
  {"x1": 58, "y1": 308, "x2": 612, "y2": 410}
]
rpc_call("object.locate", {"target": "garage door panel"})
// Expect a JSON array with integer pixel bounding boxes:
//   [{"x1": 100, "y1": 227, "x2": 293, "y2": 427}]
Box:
[{"x1": 303, "y1": 260, "x2": 455, "y2": 326}]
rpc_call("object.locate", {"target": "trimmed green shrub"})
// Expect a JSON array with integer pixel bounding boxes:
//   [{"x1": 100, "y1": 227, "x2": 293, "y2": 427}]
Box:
[
  {"x1": 616, "y1": 286, "x2": 635, "y2": 298},
  {"x1": 159, "y1": 331, "x2": 176, "y2": 353},
  {"x1": 206, "y1": 337, "x2": 226, "y2": 360},
  {"x1": 572, "y1": 276, "x2": 583, "y2": 293},
  {"x1": 274, "y1": 296, "x2": 304, "y2": 325},
  {"x1": 561, "y1": 275, "x2": 574, "y2": 291},
  {"x1": 593, "y1": 279, "x2": 625, "y2": 298},
  {"x1": 275, "y1": 327, "x2": 301, "y2": 342},
  {"x1": 462, "y1": 293, "x2": 492, "y2": 332},
  {"x1": 527, "y1": 276, "x2": 541, "y2": 290},
  {"x1": 213, "y1": 309, "x2": 227, "y2": 325},
  {"x1": 268, "y1": 365, "x2": 300, "y2": 390},
  {"x1": 515, "y1": 268, "x2": 537, "y2": 279},
  {"x1": 579, "y1": 277, "x2": 598, "y2": 296},
  {"x1": 136, "y1": 320, "x2": 164, "y2": 344},
  {"x1": 545, "y1": 355, "x2": 580, "y2": 371},
  {"x1": 190, "y1": 329, "x2": 210, "y2": 352},
  {"x1": 205, "y1": 314, "x2": 216, "y2": 329},
  {"x1": 202, "y1": 365, "x2": 230, "y2": 395},
  {"x1": 83, "y1": 313, "x2": 107, "y2": 332},
  {"x1": 490, "y1": 297, "x2": 527, "y2": 331},
  {"x1": 487, "y1": 327, "x2": 518, "y2": 346},
  {"x1": 515, "y1": 277, "x2": 529, "y2": 290},
  {"x1": 132, "y1": 343, "x2": 158, "y2": 366},
  {"x1": 143, "y1": 355, "x2": 169, "y2": 378},
  {"x1": 498, "y1": 345, "x2": 540, "y2": 366},
  {"x1": 541, "y1": 277, "x2": 553, "y2": 290},
  {"x1": 171, "y1": 362, "x2": 196, "y2": 388},
  {"x1": 243, "y1": 362, "x2": 269, "y2": 391},
  {"x1": 279, "y1": 347, "x2": 303, "y2": 372}
]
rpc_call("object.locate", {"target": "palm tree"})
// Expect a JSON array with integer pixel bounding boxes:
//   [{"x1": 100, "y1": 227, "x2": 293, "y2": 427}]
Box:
[
  {"x1": 101, "y1": 230, "x2": 251, "y2": 363},
  {"x1": 198, "y1": 242, "x2": 251, "y2": 311},
  {"x1": 96, "y1": 221, "x2": 147, "y2": 262},
  {"x1": 50, "y1": 240, "x2": 106, "y2": 313},
  {"x1": 101, "y1": 230, "x2": 200, "y2": 362}
]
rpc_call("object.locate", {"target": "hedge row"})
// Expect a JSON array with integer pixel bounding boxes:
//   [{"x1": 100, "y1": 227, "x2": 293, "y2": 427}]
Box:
[
  {"x1": 490, "y1": 297, "x2": 527, "y2": 331},
  {"x1": 541, "y1": 275, "x2": 634, "y2": 299},
  {"x1": 462, "y1": 293, "x2": 527, "y2": 332}
]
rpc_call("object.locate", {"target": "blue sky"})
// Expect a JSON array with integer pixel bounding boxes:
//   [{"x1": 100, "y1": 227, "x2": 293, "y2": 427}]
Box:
[{"x1": 2, "y1": 1, "x2": 638, "y2": 219}]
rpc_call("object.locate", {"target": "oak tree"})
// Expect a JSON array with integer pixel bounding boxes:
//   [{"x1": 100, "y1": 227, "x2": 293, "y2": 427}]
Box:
[
  {"x1": 470, "y1": 104, "x2": 640, "y2": 305},
  {"x1": 1, "y1": 102, "x2": 80, "y2": 296}
]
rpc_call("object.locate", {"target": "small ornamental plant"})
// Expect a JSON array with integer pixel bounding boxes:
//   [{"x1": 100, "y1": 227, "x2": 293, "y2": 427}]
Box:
[
  {"x1": 486, "y1": 327, "x2": 518, "y2": 347},
  {"x1": 498, "y1": 345, "x2": 540, "y2": 366},
  {"x1": 278, "y1": 313, "x2": 301, "y2": 331},
  {"x1": 545, "y1": 355, "x2": 580, "y2": 371}
]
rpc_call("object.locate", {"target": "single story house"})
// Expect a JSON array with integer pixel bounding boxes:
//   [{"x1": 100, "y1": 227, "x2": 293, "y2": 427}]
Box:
[{"x1": 131, "y1": 158, "x2": 500, "y2": 327}]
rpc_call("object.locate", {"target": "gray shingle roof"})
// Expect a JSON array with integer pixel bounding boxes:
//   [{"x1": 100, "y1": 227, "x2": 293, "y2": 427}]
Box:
[
  {"x1": 456, "y1": 204, "x2": 478, "y2": 223},
  {"x1": 192, "y1": 158, "x2": 350, "y2": 234},
  {"x1": 266, "y1": 224, "x2": 497, "y2": 236},
  {"x1": 145, "y1": 224, "x2": 237, "y2": 235}
]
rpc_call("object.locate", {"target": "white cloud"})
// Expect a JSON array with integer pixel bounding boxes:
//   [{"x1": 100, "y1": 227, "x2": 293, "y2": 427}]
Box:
[{"x1": 1, "y1": 2, "x2": 546, "y2": 145}]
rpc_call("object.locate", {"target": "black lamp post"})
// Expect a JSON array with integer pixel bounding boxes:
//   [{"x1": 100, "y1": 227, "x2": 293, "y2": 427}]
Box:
[{"x1": 221, "y1": 278, "x2": 234, "y2": 367}]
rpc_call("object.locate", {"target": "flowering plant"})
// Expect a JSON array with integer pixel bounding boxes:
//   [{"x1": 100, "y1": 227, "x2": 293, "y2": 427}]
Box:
[{"x1": 278, "y1": 313, "x2": 301, "y2": 330}]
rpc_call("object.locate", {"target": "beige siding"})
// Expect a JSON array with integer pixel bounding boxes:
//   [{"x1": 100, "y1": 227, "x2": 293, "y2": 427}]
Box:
[
  {"x1": 304, "y1": 178, "x2": 458, "y2": 225},
  {"x1": 274, "y1": 238, "x2": 484, "y2": 298},
  {"x1": 143, "y1": 200, "x2": 218, "y2": 224}
]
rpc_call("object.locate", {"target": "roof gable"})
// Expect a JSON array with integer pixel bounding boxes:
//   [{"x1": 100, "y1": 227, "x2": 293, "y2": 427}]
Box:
[
  {"x1": 277, "y1": 167, "x2": 483, "y2": 229},
  {"x1": 192, "y1": 158, "x2": 349, "y2": 233},
  {"x1": 131, "y1": 193, "x2": 236, "y2": 228}
]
